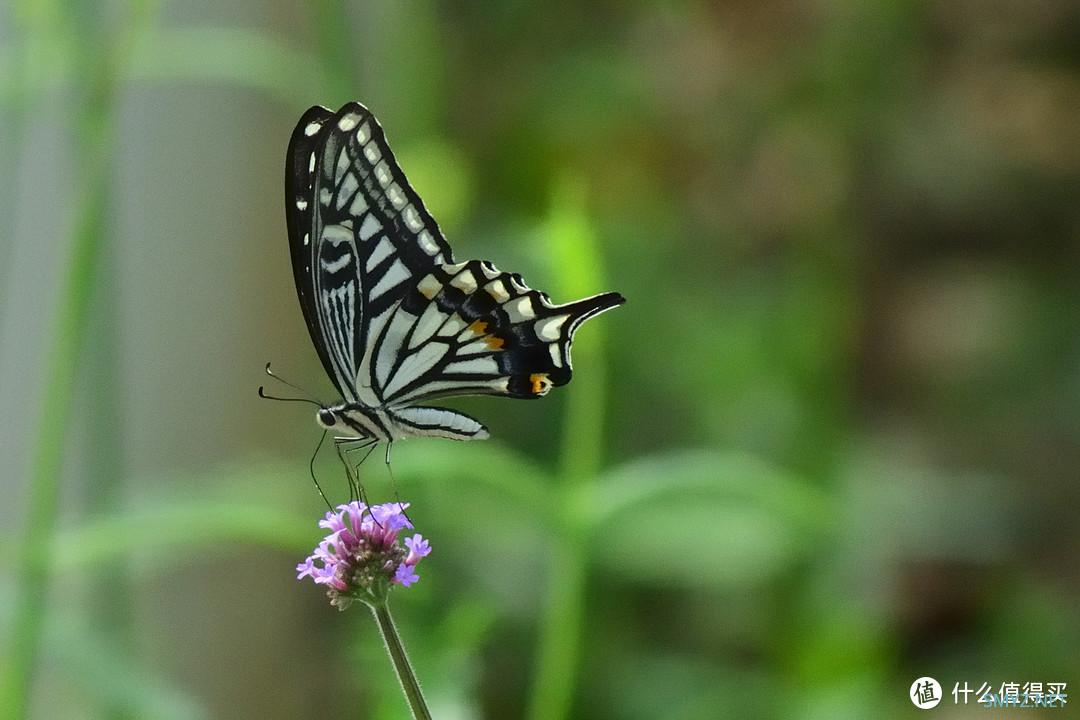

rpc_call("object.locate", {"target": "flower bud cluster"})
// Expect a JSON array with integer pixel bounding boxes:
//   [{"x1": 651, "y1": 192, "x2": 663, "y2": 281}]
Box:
[{"x1": 297, "y1": 501, "x2": 431, "y2": 610}]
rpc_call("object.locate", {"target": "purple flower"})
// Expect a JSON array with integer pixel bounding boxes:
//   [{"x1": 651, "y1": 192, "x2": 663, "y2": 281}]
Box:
[
  {"x1": 296, "y1": 501, "x2": 431, "y2": 609},
  {"x1": 404, "y1": 534, "x2": 431, "y2": 566},
  {"x1": 394, "y1": 563, "x2": 420, "y2": 587}
]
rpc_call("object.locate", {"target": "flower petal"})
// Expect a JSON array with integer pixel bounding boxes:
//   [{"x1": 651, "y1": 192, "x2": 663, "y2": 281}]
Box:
[{"x1": 393, "y1": 563, "x2": 420, "y2": 587}]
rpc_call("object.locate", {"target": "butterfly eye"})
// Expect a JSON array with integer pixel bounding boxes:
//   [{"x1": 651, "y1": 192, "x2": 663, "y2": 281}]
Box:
[{"x1": 317, "y1": 408, "x2": 337, "y2": 427}]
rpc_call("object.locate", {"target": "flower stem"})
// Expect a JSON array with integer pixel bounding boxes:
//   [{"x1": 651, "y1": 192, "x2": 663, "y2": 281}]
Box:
[{"x1": 369, "y1": 602, "x2": 432, "y2": 720}]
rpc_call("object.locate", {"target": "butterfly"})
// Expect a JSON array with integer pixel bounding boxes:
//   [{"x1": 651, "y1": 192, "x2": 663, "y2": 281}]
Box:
[{"x1": 282, "y1": 102, "x2": 624, "y2": 450}]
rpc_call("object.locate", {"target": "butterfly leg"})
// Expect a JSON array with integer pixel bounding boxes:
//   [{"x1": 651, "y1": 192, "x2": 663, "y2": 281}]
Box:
[
  {"x1": 333, "y1": 438, "x2": 363, "y2": 503},
  {"x1": 309, "y1": 430, "x2": 333, "y2": 512},
  {"x1": 382, "y1": 442, "x2": 412, "y2": 524},
  {"x1": 335, "y1": 437, "x2": 378, "y2": 505},
  {"x1": 348, "y1": 442, "x2": 380, "y2": 505}
]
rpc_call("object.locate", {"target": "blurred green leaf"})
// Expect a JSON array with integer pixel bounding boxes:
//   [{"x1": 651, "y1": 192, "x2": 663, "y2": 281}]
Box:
[
  {"x1": 390, "y1": 440, "x2": 554, "y2": 516},
  {"x1": 48, "y1": 502, "x2": 312, "y2": 569},
  {"x1": 582, "y1": 450, "x2": 832, "y2": 586},
  {"x1": 586, "y1": 450, "x2": 830, "y2": 528},
  {"x1": 0, "y1": 449, "x2": 552, "y2": 575},
  {"x1": 46, "y1": 613, "x2": 208, "y2": 720},
  {"x1": 0, "y1": 466, "x2": 316, "y2": 568},
  {"x1": 600, "y1": 654, "x2": 776, "y2": 720},
  {"x1": 593, "y1": 498, "x2": 805, "y2": 587}
]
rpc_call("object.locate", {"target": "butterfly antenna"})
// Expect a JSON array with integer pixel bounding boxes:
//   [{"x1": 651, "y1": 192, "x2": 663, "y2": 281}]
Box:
[
  {"x1": 264, "y1": 362, "x2": 321, "y2": 401},
  {"x1": 310, "y1": 430, "x2": 333, "y2": 512},
  {"x1": 258, "y1": 385, "x2": 321, "y2": 406}
]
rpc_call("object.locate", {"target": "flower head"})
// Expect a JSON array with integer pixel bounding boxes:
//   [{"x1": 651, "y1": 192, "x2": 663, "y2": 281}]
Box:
[{"x1": 296, "y1": 501, "x2": 431, "y2": 609}]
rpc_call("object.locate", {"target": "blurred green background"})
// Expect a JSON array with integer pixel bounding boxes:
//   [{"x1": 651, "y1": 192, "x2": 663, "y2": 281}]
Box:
[{"x1": 2, "y1": 1, "x2": 1078, "y2": 718}]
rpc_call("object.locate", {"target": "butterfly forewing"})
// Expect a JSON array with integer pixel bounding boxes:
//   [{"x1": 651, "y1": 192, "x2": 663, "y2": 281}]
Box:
[
  {"x1": 285, "y1": 106, "x2": 345, "y2": 397},
  {"x1": 287, "y1": 103, "x2": 460, "y2": 406}
]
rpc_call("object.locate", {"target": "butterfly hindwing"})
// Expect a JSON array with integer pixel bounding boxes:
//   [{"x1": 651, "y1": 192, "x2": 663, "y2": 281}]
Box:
[
  {"x1": 389, "y1": 406, "x2": 489, "y2": 441},
  {"x1": 373, "y1": 259, "x2": 624, "y2": 406}
]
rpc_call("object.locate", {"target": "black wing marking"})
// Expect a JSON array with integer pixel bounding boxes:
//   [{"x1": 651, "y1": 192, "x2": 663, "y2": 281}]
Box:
[
  {"x1": 286, "y1": 102, "x2": 454, "y2": 404},
  {"x1": 372, "y1": 259, "x2": 625, "y2": 406},
  {"x1": 285, "y1": 105, "x2": 343, "y2": 396}
]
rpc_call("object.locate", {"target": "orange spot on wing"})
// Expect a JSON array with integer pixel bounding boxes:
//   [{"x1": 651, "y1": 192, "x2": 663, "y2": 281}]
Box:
[
  {"x1": 484, "y1": 335, "x2": 505, "y2": 350},
  {"x1": 469, "y1": 320, "x2": 488, "y2": 335},
  {"x1": 529, "y1": 373, "x2": 549, "y2": 395}
]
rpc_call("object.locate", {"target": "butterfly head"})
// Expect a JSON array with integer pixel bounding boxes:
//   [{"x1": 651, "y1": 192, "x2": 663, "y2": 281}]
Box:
[{"x1": 317, "y1": 407, "x2": 338, "y2": 429}]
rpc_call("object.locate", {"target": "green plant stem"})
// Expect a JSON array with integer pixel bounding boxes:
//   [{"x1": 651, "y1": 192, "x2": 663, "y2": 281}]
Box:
[
  {"x1": 0, "y1": 26, "x2": 47, "y2": 712},
  {"x1": 1, "y1": 114, "x2": 112, "y2": 720},
  {"x1": 526, "y1": 178, "x2": 612, "y2": 720},
  {"x1": 369, "y1": 602, "x2": 432, "y2": 720},
  {"x1": 0, "y1": 5, "x2": 154, "y2": 718},
  {"x1": 312, "y1": 0, "x2": 360, "y2": 104},
  {"x1": 525, "y1": 517, "x2": 587, "y2": 720},
  {"x1": 0, "y1": 133, "x2": 109, "y2": 720}
]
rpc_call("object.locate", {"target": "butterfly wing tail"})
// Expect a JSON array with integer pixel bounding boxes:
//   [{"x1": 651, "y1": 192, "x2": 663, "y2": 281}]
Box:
[
  {"x1": 503, "y1": 289, "x2": 625, "y2": 397},
  {"x1": 560, "y1": 291, "x2": 625, "y2": 336}
]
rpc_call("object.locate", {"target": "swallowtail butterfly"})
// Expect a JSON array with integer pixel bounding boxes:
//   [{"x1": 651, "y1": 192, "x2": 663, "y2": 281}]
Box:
[{"x1": 284, "y1": 102, "x2": 624, "y2": 445}]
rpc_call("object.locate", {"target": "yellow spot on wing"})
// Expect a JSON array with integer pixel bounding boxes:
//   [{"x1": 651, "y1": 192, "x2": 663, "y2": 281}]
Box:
[
  {"x1": 417, "y1": 274, "x2": 441, "y2": 300},
  {"x1": 529, "y1": 373, "x2": 550, "y2": 395}
]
